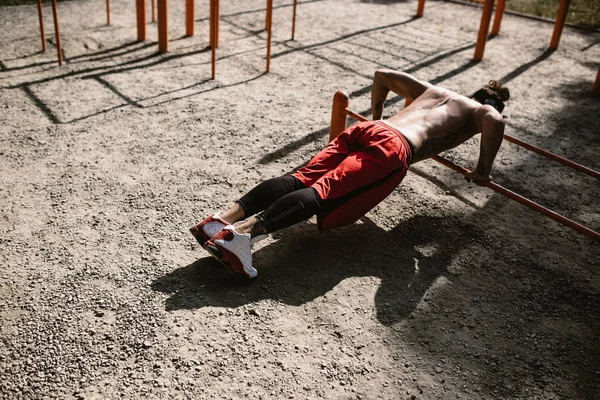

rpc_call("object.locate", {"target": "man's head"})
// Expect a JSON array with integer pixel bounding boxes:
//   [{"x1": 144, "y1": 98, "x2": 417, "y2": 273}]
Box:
[{"x1": 471, "y1": 80, "x2": 510, "y2": 113}]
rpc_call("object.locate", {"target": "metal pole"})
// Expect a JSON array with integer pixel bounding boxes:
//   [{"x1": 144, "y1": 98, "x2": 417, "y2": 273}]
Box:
[
  {"x1": 549, "y1": 0, "x2": 571, "y2": 49},
  {"x1": 416, "y1": 0, "x2": 426, "y2": 17},
  {"x1": 504, "y1": 134, "x2": 600, "y2": 179},
  {"x1": 266, "y1": 0, "x2": 273, "y2": 72},
  {"x1": 491, "y1": 0, "x2": 505, "y2": 35},
  {"x1": 106, "y1": 0, "x2": 110, "y2": 25},
  {"x1": 210, "y1": 0, "x2": 216, "y2": 79},
  {"x1": 473, "y1": 0, "x2": 494, "y2": 61},
  {"x1": 431, "y1": 155, "x2": 600, "y2": 241},
  {"x1": 341, "y1": 106, "x2": 600, "y2": 242},
  {"x1": 152, "y1": 0, "x2": 155, "y2": 22},
  {"x1": 37, "y1": 0, "x2": 46, "y2": 52},
  {"x1": 291, "y1": 0, "x2": 297, "y2": 40},
  {"x1": 51, "y1": 0, "x2": 62, "y2": 65},
  {"x1": 158, "y1": 0, "x2": 168, "y2": 53},
  {"x1": 186, "y1": 0, "x2": 194, "y2": 36},
  {"x1": 136, "y1": 0, "x2": 146, "y2": 41},
  {"x1": 329, "y1": 91, "x2": 350, "y2": 141},
  {"x1": 592, "y1": 66, "x2": 600, "y2": 97}
]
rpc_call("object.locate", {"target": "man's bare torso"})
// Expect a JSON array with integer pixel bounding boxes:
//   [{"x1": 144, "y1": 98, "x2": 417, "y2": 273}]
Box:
[{"x1": 381, "y1": 86, "x2": 483, "y2": 163}]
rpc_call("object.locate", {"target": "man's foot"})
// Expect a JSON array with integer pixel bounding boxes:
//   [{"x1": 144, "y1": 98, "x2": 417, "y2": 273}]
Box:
[
  {"x1": 204, "y1": 225, "x2": 267, "y2": 279},
  {"x1": 189, "y1": 211, "x2": 228, "y2": 247}
]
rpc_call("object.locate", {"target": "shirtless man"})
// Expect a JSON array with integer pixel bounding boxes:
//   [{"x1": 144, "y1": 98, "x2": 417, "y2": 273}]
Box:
[{"x1": 190, "y1": 70, "x2": 510, "y2": 278}]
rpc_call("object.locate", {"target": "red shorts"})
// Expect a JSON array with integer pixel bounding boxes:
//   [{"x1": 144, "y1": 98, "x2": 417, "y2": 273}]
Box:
[{"x1": 293, "y1": 120, "x2": 412, "y2": 231}]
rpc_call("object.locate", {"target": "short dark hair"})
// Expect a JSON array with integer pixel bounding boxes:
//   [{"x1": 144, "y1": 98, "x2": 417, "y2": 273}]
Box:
[{"x1": 472, "y1": 80, "x2": 510, "y2": 113}]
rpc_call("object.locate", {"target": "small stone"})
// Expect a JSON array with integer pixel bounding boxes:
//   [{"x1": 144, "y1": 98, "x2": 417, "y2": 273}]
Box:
[
  {"x1": 94, "y1": 310, "x2": 105, "y2": 317},
  {"x1": 435, "y1": 366, "x2": 443, "y2": 373},
  {"x1": 143, "y1": 341, "x2": 152, "y2": 348}
]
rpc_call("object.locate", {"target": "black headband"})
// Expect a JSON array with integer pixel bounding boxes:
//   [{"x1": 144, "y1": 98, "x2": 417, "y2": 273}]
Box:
[{"x1": 472, "y1": 88, "x2": 505, "y2": 113}]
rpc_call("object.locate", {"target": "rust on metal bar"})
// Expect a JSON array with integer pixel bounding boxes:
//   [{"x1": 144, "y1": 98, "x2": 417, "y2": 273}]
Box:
[
  {"x1": 106, "y1": 0, "x2": 110, "y2": 25},
  {"x1": 338, "y1": 105, "x2": 600, "y2": 242}
]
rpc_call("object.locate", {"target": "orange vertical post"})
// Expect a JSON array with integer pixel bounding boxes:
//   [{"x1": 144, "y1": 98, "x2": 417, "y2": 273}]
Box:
[
  {"x1": 549, "y1": 0, "x2": 571, "y2": 49},
  {"x1": 266, "y1": 0, "x2": 273, "y2": 72},
  {"x1": 50, "y1": 0, "x2": 62, "y2": 65},
  {"x1": 186, "y1": 0, "x2": 194, "y2": 36},
  {"x1": 210, "y1": 0, "x2": 216, "y2": 79},
  {"x1": 152, "y1": 0, "x2": 156, "y2": 22},
  {"x1": 291, "y1": 0, "x2": 297, "y2": 40},
  {"x1": 136, "y1": 0, "x2": 146, "y2": 41},
  {"x1": 329, "y1": 91, "x2": 349, "y2": 141},
  {"x1": 158, "y1": 0, "x2": 168, "y2": 53},
  {"x1": 416, "y1": 0, "x2": 426, "y2": 17},
  {"x1": 491, "y1": 0, "x2": 505, "y2": 35},
  {"x1": 37, "y1": 0, "x2": 46, "y2": 52},
  {"x1": 216, "y1": 0, "x2": 220, "y2": 48},
  {"x1": 106, "y1": 0, "x2": 110, "y2": 25},
  {"x1": 593, "y1": 66, "x2": 600, "y2": 97},
  {"x1": 473, "y1": 0, "x2": 494, "y2": 61}
]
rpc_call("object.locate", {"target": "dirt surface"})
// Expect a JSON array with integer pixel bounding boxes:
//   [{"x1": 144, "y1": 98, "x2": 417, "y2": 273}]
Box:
[{"x1": 1, "y1": 0, "x2": 599, "y2": 399}]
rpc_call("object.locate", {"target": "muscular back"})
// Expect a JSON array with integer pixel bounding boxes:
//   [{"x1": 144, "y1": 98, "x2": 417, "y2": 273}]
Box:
[{"x1": 382, "y1": 86, "x2": 484, "y2": 163}]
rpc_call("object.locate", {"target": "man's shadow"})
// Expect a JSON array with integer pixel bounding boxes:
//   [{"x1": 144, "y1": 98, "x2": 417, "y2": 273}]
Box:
[{"x1": 152, "y1": 214, "x2": 481, "y2": 325}]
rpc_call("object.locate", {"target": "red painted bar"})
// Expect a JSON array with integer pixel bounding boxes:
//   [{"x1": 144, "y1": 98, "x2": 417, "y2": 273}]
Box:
[
  {"x1": 136, "y1": 0, "x2": 146, "y2": 41},
  {"x1": 593, "y1": 66, "x2": 600, "y2": 96},
  {"x1": 37, "y1": 0, "x2": 46, "y2": 52},
  {"x1": 186, "y1": 0, "x2": 194, "y2": 36},
  {"x1": 339, "y1": 106, "x2": 600, "y2": 242},
  {"x1": 416, "y1": 0, "x2": 425, "y2": 17},
  {"x1": 292, "y1": 0, "x2": 297, "y2": 40},
  {"x1": 491, "y1": 0, "x2": 505, "y2": 35},
  {"x1": 51, "y1": 0, "x2": 62, "y2": 65},
  {"x1": 266, "y1": 0, "x2": 273, "y2": 72},
  {"x1": 473, "y1": 0, "x2": 494, "y2": 61},
  {"x1": 210, "y1": 0, "x2": 216, "y2": 79},
  {"x1": 329, "y1": 91, "x2": 349, "y2": 142},
  {"x1": 106, "y1": 0, "x2": 110, "y2": 25},
  {"x1": 158, "y1": 0, "x2": 168, "y2": 53},
  {"x1": 504, "y1": 134, "x2": 600, "y2": 179},
  {"x1": 550, "y1": 0, "x2": 571, "y2": 49}
]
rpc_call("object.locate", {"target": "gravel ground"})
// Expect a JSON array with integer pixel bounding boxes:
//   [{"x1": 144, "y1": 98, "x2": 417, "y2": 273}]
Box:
[{"x1": 1, "y1": 0, "x2": 599, "y2": 399}]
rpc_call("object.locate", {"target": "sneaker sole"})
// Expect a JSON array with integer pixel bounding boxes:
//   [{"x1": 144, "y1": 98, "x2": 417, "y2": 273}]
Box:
[{"x1": 205, "y1": 242, "x2": 254, "y2": 279}]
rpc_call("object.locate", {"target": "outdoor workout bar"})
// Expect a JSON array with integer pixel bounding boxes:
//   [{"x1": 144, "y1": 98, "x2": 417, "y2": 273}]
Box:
[
  {"x1": 328, "y1": 90, "x2": 600, "y2": 242},
  {"x1": 36, "y1": 0, "x2": 46, "y2": 52}
]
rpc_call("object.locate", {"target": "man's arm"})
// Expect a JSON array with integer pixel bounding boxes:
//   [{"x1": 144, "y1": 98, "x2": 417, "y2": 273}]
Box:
[
  {"x1": 371, "y1": 69, "x2": 431, "y2": 119},
  {"x1": 465, "y1": 105, "x2": 505, "y2": 185}
]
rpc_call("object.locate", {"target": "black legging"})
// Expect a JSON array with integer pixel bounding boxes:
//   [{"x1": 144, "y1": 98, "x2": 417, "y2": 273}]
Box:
[{"x1": 236, "y1": 175, "x2": 339, "y2": 233}]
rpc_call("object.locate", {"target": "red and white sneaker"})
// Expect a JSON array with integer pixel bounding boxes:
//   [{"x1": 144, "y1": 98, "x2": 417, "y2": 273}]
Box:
[
  {"x1": 204, "y1": 225, "x2": 267, "y2": 278},
  {"x1": 189, "y1": 211, "x2": 228, "y2": 247}
]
